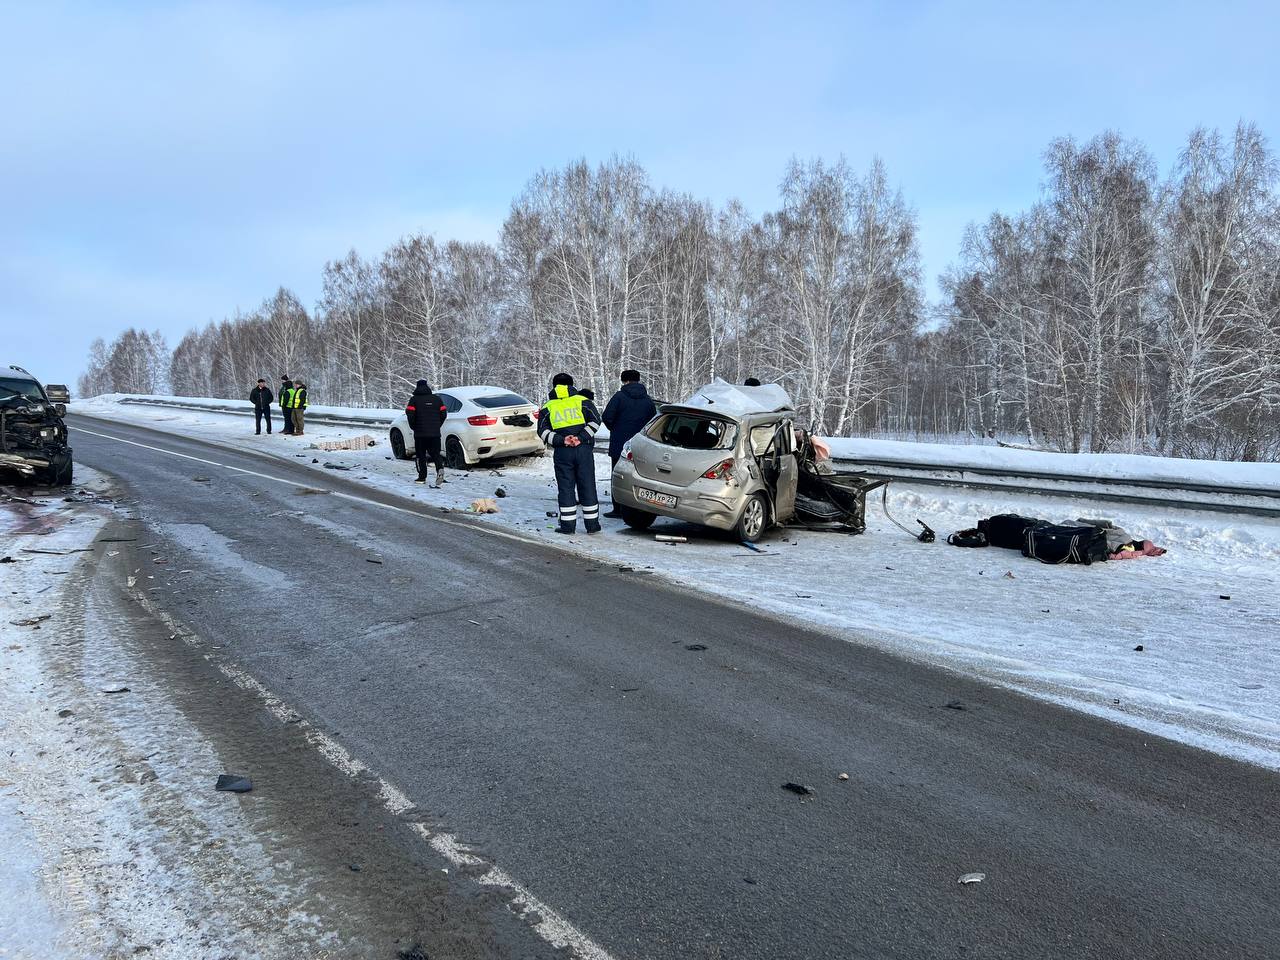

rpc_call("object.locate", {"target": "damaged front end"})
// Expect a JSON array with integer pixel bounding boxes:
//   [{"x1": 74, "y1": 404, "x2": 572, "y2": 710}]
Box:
[
  {"x1": 0, "y1": 401, "x2": 73, "y2": 485},
  {"x1": 790, "y1": 434, "x2": 887, "y2": 534}
]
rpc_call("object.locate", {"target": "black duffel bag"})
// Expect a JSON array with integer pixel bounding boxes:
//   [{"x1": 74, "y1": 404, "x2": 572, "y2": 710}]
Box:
[
  {"x1": 978, "y1": 514, "x2": 1049, "y2": 550},
  {"x1": 1022, "y1": 524, "x2": 1110, "y2": 565}
]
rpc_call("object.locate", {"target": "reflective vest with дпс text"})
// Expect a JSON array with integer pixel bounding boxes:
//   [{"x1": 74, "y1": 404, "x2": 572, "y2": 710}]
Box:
[{"x1": 545, "y1": 386, "x2": 586, "y2": 429}]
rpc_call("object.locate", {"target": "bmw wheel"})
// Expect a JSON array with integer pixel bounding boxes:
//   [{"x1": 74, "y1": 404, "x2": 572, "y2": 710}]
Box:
[
  {"x1": 445, "y1": 436, "x2": 468, "y2": 470},
  {"x1": 390, "y1": 428, "x2": 410, "y2": 460}
]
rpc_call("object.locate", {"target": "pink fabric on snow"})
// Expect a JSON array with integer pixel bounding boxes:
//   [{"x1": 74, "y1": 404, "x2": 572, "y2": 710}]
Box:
[{"x1": 1110, "y1": 540, "x2": 1167, "y2": 559}]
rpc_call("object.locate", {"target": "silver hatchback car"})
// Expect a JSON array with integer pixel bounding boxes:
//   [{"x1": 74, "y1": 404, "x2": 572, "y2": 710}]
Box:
[{"x1": 610, "y1": 404, "x2": 800, "y2": 542}]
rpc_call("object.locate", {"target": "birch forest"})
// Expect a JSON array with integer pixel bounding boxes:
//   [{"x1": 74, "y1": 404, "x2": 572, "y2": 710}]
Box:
[{"x1": 79, "y1": 123, "x2": 1280, "y2": 460}]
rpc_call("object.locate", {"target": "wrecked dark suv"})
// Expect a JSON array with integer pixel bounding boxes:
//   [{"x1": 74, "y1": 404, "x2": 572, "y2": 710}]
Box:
[{"x1": 0, "y1": 365, "x2": 73, "y2": 486}]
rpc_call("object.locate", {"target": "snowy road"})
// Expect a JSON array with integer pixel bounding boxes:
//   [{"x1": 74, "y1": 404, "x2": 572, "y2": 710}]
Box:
[{"x1": 19, "y1": 414, "x2": 1275, "y2": 958}]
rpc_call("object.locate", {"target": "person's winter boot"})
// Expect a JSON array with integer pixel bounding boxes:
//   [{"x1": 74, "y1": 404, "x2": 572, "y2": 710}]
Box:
[
  {"x1": 556, "y1": 524, "x2": 576, "y2": 535},
  {"x1": 436, "y1": 466, "x2": 447, "y2": 484},
  {"x1": 415, "y1": 475, "x2": 427, "y2": 484},
  {"x1": 585, "y1": 520, "x2": 602, "y2": 534},
  {"x1": 603, "y1": 509, "x2": 623, "y2": 519}
]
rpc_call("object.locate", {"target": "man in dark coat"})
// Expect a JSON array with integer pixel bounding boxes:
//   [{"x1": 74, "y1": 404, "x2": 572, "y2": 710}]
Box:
[
  {"x1": 249, "y1": 378, "x2": 274, "y2": 435},
  {"x1": 603, "y1": 370, "x2": 657, "y2": 466},
  {"x1": 602, "y1": 369, "x2": 658, "y2": 517},
  {"x1": 537, "y1": 373, "x2": 602, "y2": 534},
  {"x1": 406, "y1": 379, "x2": 448, "y2": 486}
]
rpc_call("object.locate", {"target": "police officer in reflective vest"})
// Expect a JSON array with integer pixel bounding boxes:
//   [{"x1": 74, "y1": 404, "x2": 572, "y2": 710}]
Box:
[{"x1": 538, "y1": 373, "x2": 602, "y2": 535}]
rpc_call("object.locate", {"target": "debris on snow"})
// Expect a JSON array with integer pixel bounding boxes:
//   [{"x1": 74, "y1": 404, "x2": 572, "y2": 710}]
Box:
[
  {"x1": 100, "y1": 684, "x2": 130, "y2": 694},
  {"x1": 214, "y1": 775, "x2": 253, "y2": 793},
  {"x1": 943, "y1": 700, "x2": 966, "y2": 711},
  {"x1": 838, "y1": 773, "x2": 850, "y2": 781},
  {"x1": 469, "y1": 498, "x2": 499, "y2": 514},
  {"x1": 191, "y1": 476, "x2": 212, "y2": 482},
  {"x1": 958, "y1": 872, "x2": 986, "y2": 884},
  {"x1": 685, "y1": 643, "x2": 708, "y2": 651},
  {"x1": 1134, "y1": 644, "x2": 1144, "y2": 652},
  {"x1": 655, "y1": 534, "x2": 687, "y2": 543},
  {"x1": 294, "y1": 487, "x2": 330, "y2": 495},
  {"x1": 494, "y1": 487, "x2": 507, "y2": 498},
  {"x1": 323, "y1": 462, "x2": 351, "y2": 471},
  {"x1": 782, "y1": 782, "x2": 815, "y2": 796},
  {"x1": 365, "y1": 557, "x2": 383, "y2": 564},
  {"x1": 9, "y1": 615, "x2": 51, "y2": 627}
]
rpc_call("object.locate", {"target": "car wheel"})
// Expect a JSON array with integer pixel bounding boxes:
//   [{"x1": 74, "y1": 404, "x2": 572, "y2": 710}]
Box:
[
  {"x1": 735, "y1": 494, "x2": 768, "y2": 542},
  {"x1": 620, "y1": 507, "x2": 656, "y2": 531},
  {"x1": 446, "y1": 436, "x2": 468, "y2": 470},
  {"x1": 390, "y1": 429, "x2": 409, "y2": 460},
  {"x1": 43, "y1": 456, "x2": 73, "y2": 487}
]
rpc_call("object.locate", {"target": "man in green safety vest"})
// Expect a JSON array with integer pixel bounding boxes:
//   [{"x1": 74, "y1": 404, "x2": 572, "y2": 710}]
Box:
[
  {"x1": 537, "y1": 372, "x2": 603, "y2": 535},
  {"x1": 289, "y1": 380, "x2": 309, "y2": 435}
]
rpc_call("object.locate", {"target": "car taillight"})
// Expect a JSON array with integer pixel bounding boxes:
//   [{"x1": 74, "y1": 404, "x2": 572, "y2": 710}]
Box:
[
  {"x1": 467, "y1": 414, "x2": 498, "y2": 426},
  {"x1": 702, "y1": 458, "x2": 734, "y2": 480}
]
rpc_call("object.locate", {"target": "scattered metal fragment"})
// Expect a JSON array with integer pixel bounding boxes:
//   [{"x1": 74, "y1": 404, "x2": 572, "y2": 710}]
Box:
[
  {"x1": 101, "y1": 684, "x2": 130, "y2": 694},
  {"x1": 655, "y1": 534, "x2": 687, "y2": 543},
  {"x1": 943, "y1": 700, "x2": 966, "y2": 711},
  {"x1": 838, "y1": 773, "x2": 849, "y2": 781},
  {"x1": 57, "y1": 709, "x2": 73, "y2": 718},
  {"x1": 365, "y1": 557, "x2": 384, "y2": 564},
  {"x1": 782, "y1": 782, "x2": 815, "y2": 796},
  {"x1": 684, "y1": 643, "x2": 708, "y2": 652},
  {"x1": 958, "y1": 872, "x2": 986, "y2": 884},
  {"x1": 10, "y1": 615, "x2": 52, "y2": 627}
]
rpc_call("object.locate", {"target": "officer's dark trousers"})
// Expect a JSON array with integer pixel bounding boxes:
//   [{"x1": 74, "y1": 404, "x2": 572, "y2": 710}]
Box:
[
  {"x1": 254, "y1": 407, "x2": 272, "y2": 434},
  {"x1": 415, "y1": 435, "x2": 443, "y2": 478},
  {"x1": 554, "y1": 444, "x2": 599, "y2": 531},
  {"x1": 281, "y1": 407, "x2": 294, "y2": 434}
]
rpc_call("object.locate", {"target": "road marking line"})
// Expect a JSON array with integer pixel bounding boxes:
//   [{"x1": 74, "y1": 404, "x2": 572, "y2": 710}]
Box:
[
  {"x1": 74, "y1": 425, "x2": 536, "y2": 546},
  {"x1": 133, "y1": 593, "x2": 617, "y2": 960}
]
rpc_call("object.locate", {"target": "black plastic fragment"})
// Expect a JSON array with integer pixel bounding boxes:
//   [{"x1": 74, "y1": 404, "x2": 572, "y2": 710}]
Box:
[
  {"x1": 215, "y1": 775, "x2": 253, "y2": 793},
  {"x1": 782, "y1": 782, "x2": 815, "y2": 796}
]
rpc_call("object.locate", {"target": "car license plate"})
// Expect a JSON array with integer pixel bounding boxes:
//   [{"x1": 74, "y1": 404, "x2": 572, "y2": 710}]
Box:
[{"x1": 636, "y1": 487, "x2": 677, "y2": 509}]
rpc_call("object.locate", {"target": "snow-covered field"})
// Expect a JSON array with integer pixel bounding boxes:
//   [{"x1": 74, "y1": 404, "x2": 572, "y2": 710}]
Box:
[{"x1": 72, "y1": 396, "x2": 1280, "y2": 769}]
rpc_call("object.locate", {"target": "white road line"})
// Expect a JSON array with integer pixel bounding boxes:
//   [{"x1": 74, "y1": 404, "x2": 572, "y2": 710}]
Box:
[
  {"x1": 74, "y1": 425, "x2": 537, "y2": 547},
  {"x1": 133, "y1": 593, "x2": 618, "y2": 960}
]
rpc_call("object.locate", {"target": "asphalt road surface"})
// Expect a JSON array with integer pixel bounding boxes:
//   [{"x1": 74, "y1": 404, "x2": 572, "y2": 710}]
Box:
[{"x1": 68, "y1": 414, "x2": 1280, "y2": 959}]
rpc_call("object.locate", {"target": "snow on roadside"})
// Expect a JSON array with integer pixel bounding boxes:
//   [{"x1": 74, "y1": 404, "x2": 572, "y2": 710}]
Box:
[
  {"x1": 72, "y1": 398, "x2": 1280, "y2": 768},
  {"x1": 0, "y1": 472, "x2": 339, "y2": 958}
]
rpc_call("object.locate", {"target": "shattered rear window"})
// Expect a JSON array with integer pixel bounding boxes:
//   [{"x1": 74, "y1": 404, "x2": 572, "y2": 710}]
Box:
[{"x1": 646, "y1": 413, "x2": 737, "y2": 450}]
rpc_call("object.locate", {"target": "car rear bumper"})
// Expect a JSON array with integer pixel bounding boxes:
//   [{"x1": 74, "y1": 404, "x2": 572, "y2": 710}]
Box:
[
  {"x1": 470, "y1": 434, "x2": 542, "y2": 462},
  {"x1": 610, "y1": 464, "x2": 744, "y2": 531}
]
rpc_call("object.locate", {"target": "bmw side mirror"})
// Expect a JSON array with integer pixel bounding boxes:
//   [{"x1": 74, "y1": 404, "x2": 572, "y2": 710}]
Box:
[{"x1": 54, "y1": 403, "x2": 66, "y2": 417}]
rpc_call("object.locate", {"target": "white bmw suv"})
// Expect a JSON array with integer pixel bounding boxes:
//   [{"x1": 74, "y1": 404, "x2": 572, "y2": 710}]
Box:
[{"x1": 388, "y1": 385, "x2": 543, "y2": 468}]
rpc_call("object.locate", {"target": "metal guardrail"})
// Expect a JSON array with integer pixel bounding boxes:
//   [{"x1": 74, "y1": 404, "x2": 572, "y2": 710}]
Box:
[
  {"x1": 117, "y1": 396, "x2": 394, "y2": 429},
  {"x1": 97, "y1": 397, "x2": 1280, "y2": 517}
]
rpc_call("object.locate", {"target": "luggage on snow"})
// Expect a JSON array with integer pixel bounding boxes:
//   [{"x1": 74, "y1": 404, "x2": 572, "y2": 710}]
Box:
[{"x1": 1021, "y1": 523, "x2": 1110, "y2": 565}]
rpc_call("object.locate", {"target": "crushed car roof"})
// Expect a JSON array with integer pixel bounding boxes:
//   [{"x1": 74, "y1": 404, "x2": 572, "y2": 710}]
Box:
[{"x1": 676, "y1": 378, "x2": 794, "y2": 418}]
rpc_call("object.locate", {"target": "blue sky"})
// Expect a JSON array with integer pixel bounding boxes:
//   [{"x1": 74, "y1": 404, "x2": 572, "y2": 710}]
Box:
[{"x1": 4, "y1": 0, "x2": 1277, "y2": 385}]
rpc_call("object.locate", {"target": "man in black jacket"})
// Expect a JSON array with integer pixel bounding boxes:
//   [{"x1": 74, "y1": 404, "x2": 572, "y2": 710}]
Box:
[
  {"x1": 602, "y1": 369, "x2": 658, "y2": 517},
  {"x1": 279, "y1": 376, "x2": 294, "y2": 434},
  {"x1": 406, "y1": 379, "x2": 448, "y2": 486},
  {"x1": 249, "y1": 379, "x2": 274, "y2": 435}
]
